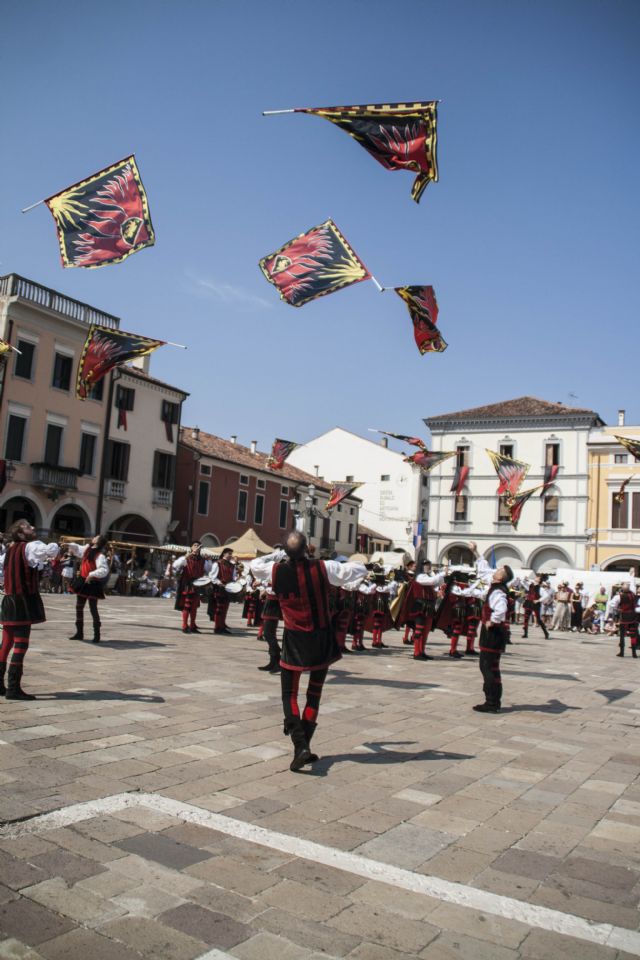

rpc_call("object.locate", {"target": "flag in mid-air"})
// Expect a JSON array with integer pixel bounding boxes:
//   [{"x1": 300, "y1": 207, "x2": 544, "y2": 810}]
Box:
[
  {"x1": 614, "y1": 476, "x2": 633, "y2": 505},
  {"x1": 45, "y1": 156, "x2": 154, "y2": 268},
  {"x1": 395, "y1": 286, "x2": 447, "y2": 355},
  {"x1": 0, "y1": 340, "x2": 11, "y2": 356},
  {"x1": 405, "y1": 449, "x2": 456, "y2": 471},
  {"x1": 298, "y1": 102, "x2": 439, "y2": 202},
  {"x1": 326, "y1": 482, "x2": 362, "y2": 511},
  {"x1": 266, "y1": 439, "x2": 298, "y2": 470},
  {"x1": 373, "y1": 430, "x2": 428, "y2": 451},
  {"x1": 486, "y1": 450, "x2": 530, "y2": 497},
  {"x1": 615, "y1": 435, "x2": 640, "y2": 461},
  {"x1": 507, "y1": 486, "x2": 543, "y2": 529},
  {"x1": 451, "y1": 465, "x2": 470, "y2": 495},
  {"x1": 259, "y1": 220, "x2": 370, "y2": 307},
  {"x1": 539, "y1": 463, "x2": 559, "y2": 496},
  {"x1": 76, "y1": 325, "x2": 165, "y2": 399}
]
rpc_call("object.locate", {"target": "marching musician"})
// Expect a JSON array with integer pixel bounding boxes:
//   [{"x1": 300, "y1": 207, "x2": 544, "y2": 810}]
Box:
[
  {"x1": 395, "y1": 559, "x2": 446, "y2": 661},
  {"x1": 173, "y1": 542, "x2": 211, "y2": 634},
  {"x1": 67, "y1": 535, "x2": 110, "y2": 644},
  {"x1": 362, "y1": 566, "x2": 396, "y2": 648},
  {"x1": 0, "y1": 520, "x2": 59, "y2": 700},
  {"x1": 207, "y1": 547, "x2": 237, "y2": 635}
]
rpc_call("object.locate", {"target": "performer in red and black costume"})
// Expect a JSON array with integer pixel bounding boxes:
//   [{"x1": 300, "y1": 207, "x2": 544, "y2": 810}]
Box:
[
  {"x1": 0, "y1": 520, "x2": 59, "y2": 700},
  {"x1": 242, "y1": 572, "x2": 263, "y2": 629},
  {"x1": 173, "y1": 542, "x2": 210, "y2": 634},
  {"x1": 67, "y1": 536, "x2": 110, "y2": 643},
  {"x1": 396, "y1": 560, "x2": 446, "y2": 661},
  {"x1": 252, "y1": 532, "x2": 366, "y2": 770},
  {"x1": 616, "y1": 581, "x2": 638, "y2": 658},
  {"x1": 474, "y1": 557, "x2": 514, "y2": 713},
  {"x1": 208, "y1": 548, "x2": 236, "y2": 635},
  {"x1": 362, "y1": 568, "x2": 396, "y2": 648},
  {"x1": 522, "y1": 576, "x2": 550, "y2": 640},
  {"x1": 256, "y1": 573, "x2": 282, "y2": 673},
  {"x1": 331, "y1": 582, "x2": 355, "y2": 654}
]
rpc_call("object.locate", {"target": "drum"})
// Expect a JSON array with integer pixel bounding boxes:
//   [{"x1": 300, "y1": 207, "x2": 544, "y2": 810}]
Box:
[
  {"x1": 193, "y1": 575, "x2": 213, "y2": 600},
  {"x1": 225, "y1": 579, "x2": 246, "y2": 603}
]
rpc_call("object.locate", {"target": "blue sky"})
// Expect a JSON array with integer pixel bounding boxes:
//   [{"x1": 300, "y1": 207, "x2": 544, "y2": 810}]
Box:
[{"x1": 1, "y1": 0, "x2": 638, "y2": 456}]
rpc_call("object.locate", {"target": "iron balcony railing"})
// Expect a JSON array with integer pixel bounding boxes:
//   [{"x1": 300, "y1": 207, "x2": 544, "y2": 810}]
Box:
[
  {"x1": 0, "y1": 274, "x2": 120, "y2": 329},
  {"x1": 31, "y1": 463, "x2": 78, "y2": 491}
]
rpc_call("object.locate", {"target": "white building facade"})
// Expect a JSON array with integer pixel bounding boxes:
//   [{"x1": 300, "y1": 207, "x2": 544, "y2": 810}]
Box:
[
  {"x1": 424, "y1": 397, "x2": 604, "y2": 573},
  {"x1": 287, "y1": 427, "x2": 426, "y2": 553}
]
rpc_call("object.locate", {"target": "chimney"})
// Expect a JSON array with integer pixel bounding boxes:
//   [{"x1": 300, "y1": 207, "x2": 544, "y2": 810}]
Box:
[
  {"x1": 314, "y1": 465, "x2": 319, "y2": 477},
  {"x1": 191, "y1": 426, "x2": 200, "y2": 441},
  {"x1": 381, "y1": 437, "x2": 388, "y2": 448},
  {"x1": 618, "y1": 409, "x2": 625, "y2": 427},
  {"x1": 250, "y1": 440, "x2": 257, "y2": 454},
  {"x1": 230, "y1": 435, "x2": 237, "y2": 444}
]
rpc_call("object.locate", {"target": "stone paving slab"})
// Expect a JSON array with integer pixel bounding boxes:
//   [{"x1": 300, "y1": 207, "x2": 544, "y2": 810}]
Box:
[{"x1": 1, "y1": 596, "x2": 640, "y2": 958}]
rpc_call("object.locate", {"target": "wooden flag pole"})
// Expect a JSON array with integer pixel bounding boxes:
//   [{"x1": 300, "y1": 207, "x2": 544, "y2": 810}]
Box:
[
  {"x1": 21, "y1": 199, "x2": 46, "y2": 214},
  {"x1": 370, "y1": 276, "x2": 385, "y2": 293},
  {"x1": 166, "y1": 341, "x2": 187, "y2": 349},
  {"x1": 262, "y1": 109, "x2": 296, "y2": 116}
]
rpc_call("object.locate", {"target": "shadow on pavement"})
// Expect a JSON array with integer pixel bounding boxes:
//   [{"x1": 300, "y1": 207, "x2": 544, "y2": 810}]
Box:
[
  {"x1": 328, "y1": 670, "x2": 440, "y2": 692},
  {"x1": 501, "y1": 699, "x2": 580, "y2": 714},
  {"x1": 40, "y1": 690, "x2": 165, "y2": 702},
  {"x1": 87, "y1": 640, "x2": 169, "y2": 649},
  {"x1": 503, "y1": 670, "x2": 582, "y2": 682},
  {"x1": 306, "y1": 742, "x2": 474, "y2": 776},
  {"x1": 596, "y1": 688, "x2": 633, "y2": 703}
]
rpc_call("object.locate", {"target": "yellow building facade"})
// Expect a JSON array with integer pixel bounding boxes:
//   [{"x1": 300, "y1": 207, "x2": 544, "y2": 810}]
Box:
[{"x1": 586, "y1": 424, "x2": 640, "y2": 573}]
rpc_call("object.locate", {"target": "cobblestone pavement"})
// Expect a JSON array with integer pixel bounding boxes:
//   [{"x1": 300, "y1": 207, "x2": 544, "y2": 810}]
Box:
[{"x1": 1, "y1": 595, "x2": 640, "y2": 959}]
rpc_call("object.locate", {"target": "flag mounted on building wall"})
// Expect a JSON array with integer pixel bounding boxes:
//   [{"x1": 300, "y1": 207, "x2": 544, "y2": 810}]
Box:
[
  {"x1": 451, "y1": 465, "x2": 469, "y2": 496},
  {"x1": 539, "y1": 463, "x2": 559, "y2": 497},
  {"x1": 76, "y1": 325, "x2": 165, "y2": 400},
  {"x1": 486, "y1": 450, "x2": 530, "y2": 497},
  {"x1": 259, "y1": 220, "x2": 371, "y2": 307},
  {"x1": 326, "y1": 482, "x2": 361, "y2": 512},
  {"x1": 395, "y1": 286, "x2": 447, "y2": 355},
  {"x1": 296, "y1": 102, "x2": 439, "y2": 202},
  {"x1": 45, "y1": 156, "x2": 155, "y2": 269},
  {"x1": 266, "y1": 438, "x2": 298, "y2": 470},
  {"x1": 615, "y1": 435, "x2": 640, "y2": 461}
]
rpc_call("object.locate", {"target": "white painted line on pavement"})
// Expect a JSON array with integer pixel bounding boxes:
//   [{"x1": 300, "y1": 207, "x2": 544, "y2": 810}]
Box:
[{"x1": 2, "y1": 793, "x2": 639, "y2": 954}]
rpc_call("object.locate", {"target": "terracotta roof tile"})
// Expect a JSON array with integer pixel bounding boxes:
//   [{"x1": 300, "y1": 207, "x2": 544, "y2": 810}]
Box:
[
  {"x1": 179, "y1": 427, "x2": 337, "y2": 492},
  {"x1": 426, "y1": 396, "x2": 601, "y2": 422}
]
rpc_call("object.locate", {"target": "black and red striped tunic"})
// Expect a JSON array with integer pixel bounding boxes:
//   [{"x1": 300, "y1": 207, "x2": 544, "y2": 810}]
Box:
[
  {"x1": 1, "y1": 542, "x2": 46, "y2": 626},
  {"x1": 272, "y1": 558, "x2": 341, "y2": 672}
]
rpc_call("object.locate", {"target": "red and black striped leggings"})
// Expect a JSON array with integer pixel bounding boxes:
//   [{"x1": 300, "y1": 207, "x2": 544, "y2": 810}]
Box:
[
  {"x1": 281, "y1": 667, "x2": 329, "y2": 724},
  {"x1": 0, "y1": 625, "x2": 31, "y2": 667}
]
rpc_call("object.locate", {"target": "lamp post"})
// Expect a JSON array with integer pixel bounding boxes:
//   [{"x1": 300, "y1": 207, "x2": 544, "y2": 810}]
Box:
[{"x1": 304, "y1": 483, "x2": 316, "y2": 540}]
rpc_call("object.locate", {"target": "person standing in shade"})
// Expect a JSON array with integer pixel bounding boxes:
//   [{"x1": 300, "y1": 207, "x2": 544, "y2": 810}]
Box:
[
  {"x1": 67, "y1": 536, "x2": 110, "y2": 643},
  {"x1": 0, "y1": 520, "x2": 59, "y2": 700},
  {"x1": 251, "y1": 531, "x2": 367, "y2": 771},
  {"x1": 474, "y1": 552, "x2": 514, "y2": 714}
]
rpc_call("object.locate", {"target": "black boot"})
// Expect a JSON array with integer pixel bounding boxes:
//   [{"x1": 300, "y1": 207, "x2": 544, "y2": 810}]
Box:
[
  {"x1": 258, "y1": 656, "x2": 280, "y2": 672},
  {"x1": 633, "y1": 647, "x2": 638, "y2": 659},
  {"x1": 284, "y1": 717, "x2": 312, "y2": 771},
  {"x1": 69, "y1": 622, "x2": 84, "y2": 640},
  {"x1": 5, "y1": 664, "x2": 36, "y2": 700},
  {"x1": 92, "y1": 625, "x2": 101, "y2": 644},
  {"x1": 301, "y1": 719, "x2": 319, "y2": 763},
  {"x1": 617, "y1": 639, "x2": 625, "y2": 657},
  {"x1": 0, "y1": 663, "x2": 5, "y2": 697}
]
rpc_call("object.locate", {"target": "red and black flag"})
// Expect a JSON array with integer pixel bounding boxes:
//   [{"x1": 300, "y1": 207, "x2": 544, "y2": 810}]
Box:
[
  {"x1": 76, "y1": 325, "x2": 165, "y2": 400},
  {"x1": 507, "y1": 485, "x2": 545, "y2": 530},
  {"x1": 451, "y1": 465, "x2": 470, "y2": 495},
  {"x1": 615, "y1": 435, "x2": 640, "y2": 461},
  {"x1": 266, "y1": 438, "x2": 298, "y2": 470},
  {"x1": 326, "y1": 482, "x2": 362, "y2": 512},
  {"x1": 486, "y1": 450, "x2": 530, "y2": 498},
  {"x1": 614, "y1": 476, "x2": 633, "y2": 505},
  {"x1": 45, "y1": 156, "x2": 155, "y2": 269},
  {"x1": 0, "y1": 340, "x2": 11, "y2": 357},
  {"x1": 372, "y1": 430, "x2": 427, "y2": 451},
  {"x1": 297, "y1": 102, "x2": 439, "y2": 202},
  {"x1": 405, "y1": 449, "x2": 456, "y2": 471},
  {"x1": 259, "y1": 220, "x2": 371, "y2": 307},
  {"x1": 395, "y1": 286, "x2": 447, "y2": 355},
  {"x1": 539, "y1": 463, "x2": 559, "y2": 497}
]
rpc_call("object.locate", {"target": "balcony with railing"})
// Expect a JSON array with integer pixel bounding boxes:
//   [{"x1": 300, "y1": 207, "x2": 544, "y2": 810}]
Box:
[
  {"x1": 0, "y1": 274, "x2": 120, "y2": 329},
  {"x1": 320, "y1": 537, "x2": 336, "y2": 551},
  {"x1": 152, "y1": 487, "x2": 173, "y2": 508},
  {"x1": 104, "y1": 479, "x2": 127, "y2": 499},
  {"x1": 31, "y1": 463, "x2": 78, "y2": 492}
]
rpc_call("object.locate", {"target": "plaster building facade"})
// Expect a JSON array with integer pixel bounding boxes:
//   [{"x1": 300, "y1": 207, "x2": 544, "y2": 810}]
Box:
[
  {"x1": 287, "y1": 427, "x2": 425, "y2": 553},
  {"x1": 0, "y1": 274, "x2": 115, "y2": 538},
  {"x1": 174, "y1": 428, "x2": 360, "y2": 555},
  {"x1": 586, "y1": 414, "x2": 640, "y2": 573},
  {"x1": 424, "y1": 397, "x2": 604, "y2": 573}
]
